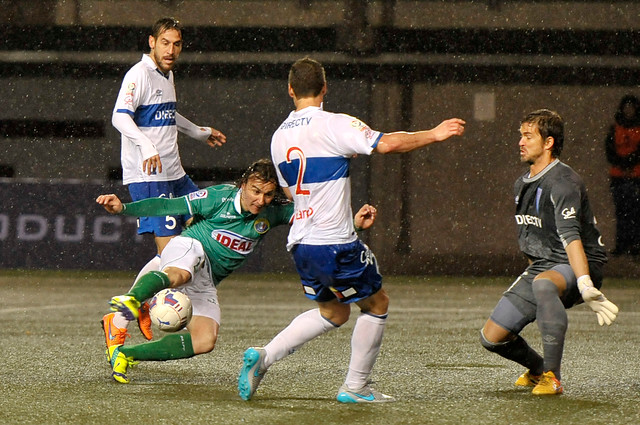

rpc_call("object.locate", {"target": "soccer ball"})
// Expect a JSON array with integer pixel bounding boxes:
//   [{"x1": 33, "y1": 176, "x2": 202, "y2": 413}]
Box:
[{"x1": 149, "y1": 288, "x2": 193, "y2": 332}]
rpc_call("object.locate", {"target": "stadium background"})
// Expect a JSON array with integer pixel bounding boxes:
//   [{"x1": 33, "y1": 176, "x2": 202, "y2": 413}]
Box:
[{"x1": 1, "y1": 0, "x2": 639, "y2": 277}]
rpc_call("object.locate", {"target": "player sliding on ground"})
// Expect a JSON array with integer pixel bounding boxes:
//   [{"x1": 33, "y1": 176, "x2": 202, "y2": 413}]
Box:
[
  {"x1": 480, "y1": 109, "x2": 619, "y2": 395},
  {"x1": 97, "y1": 159, "x2": 292, "y2": 383},
  {"x1": 98, "y1": 159, "x2": 378, "y2": 384}
]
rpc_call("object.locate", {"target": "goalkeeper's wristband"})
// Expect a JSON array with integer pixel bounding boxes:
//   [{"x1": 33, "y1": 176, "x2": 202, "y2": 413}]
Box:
[
  {"x1": 577, "y1": 275, "x2": 592, "y2": 294},
  {"x1": 353, "y1": 220, "x2": 363, "y2": 232}
]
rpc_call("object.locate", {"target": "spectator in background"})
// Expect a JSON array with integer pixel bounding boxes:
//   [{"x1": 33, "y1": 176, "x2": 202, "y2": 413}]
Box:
[{"x1": 605, "y1": 95, "x2": 640, "y2": 255}]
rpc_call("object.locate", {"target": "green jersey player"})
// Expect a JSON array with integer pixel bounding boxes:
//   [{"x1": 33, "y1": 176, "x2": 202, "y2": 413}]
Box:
[{"x1": 97, "y1": 159, "x2": 292, "y2": 384}]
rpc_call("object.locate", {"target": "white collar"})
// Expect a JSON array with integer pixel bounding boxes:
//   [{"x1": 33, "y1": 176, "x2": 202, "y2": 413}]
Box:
[{"x1": 234, "y1": 188, "x2": 244, "y2": 214}]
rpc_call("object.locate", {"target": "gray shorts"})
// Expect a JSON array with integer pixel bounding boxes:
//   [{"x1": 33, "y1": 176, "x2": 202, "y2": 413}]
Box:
[{"x1": 489, "y1": 261, "x2": 604, "y2": 334}]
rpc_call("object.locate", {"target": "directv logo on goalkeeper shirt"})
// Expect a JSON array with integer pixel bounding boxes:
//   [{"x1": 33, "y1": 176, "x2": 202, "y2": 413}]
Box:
[{"x1": 212, "y1": 230, "x2": 256, "y2": 254}]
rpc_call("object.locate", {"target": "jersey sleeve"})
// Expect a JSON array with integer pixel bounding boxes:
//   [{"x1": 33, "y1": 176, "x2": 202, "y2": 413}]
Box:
[
  {"x1": 121, "y1": 196, "x2": 190, "y2": 217},
  {"x1": 184, "y1": 186, "x2": 229, "y2": 218},
  {"x1": 272, "y1": 202, "x2": 295, "y2": 226},
  {"x1": 112, "y1": 65, "x2": 158, "y2": 160},
  {"x1": 176, "y1": 112, "x2": 211, "y2": 142},
  {"x1": 328, "y1": 113, "x2": 383, "y2": 156},
  {"x1": 550, "y1": 178, "x2": 583, "y2": 247},
  {"x1": 113, "y1": 66, "x2": 143, "y2": 116}
]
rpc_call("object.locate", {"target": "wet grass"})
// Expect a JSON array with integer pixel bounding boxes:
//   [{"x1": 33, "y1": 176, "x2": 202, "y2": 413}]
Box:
[{"x1": 0, "y1": 271, "x2": 638, "y2": 424}]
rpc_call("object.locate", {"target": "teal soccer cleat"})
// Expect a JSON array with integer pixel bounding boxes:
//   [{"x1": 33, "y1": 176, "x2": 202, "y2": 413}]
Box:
[{"x1": 238, "y1": 347, "x2": 267, "y2": 400}]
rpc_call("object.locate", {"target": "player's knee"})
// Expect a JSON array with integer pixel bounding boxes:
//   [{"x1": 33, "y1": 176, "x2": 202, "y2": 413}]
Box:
[
  {"x1": 328, "y1": 310, "x2": 350, "y2": 326},
  {"x1": 196, "y1": 335, "x2": 217, "y2": 354},
  {"x1": 319, "y1": 302, "x2": 350, "y2": 326},
  {"x1": 165, "y1": 267, "x2": 191, "y2": 287},
  {"x1": 191, "y1": 331, "x2": 218, "y2": 354},
  {"x1": 532, "y1": 278, "x2": 559, "y2": 301},
  {"x1": 374, "y1": 289, "x2": 390, "y2": 312},
  {"x1": 480, "y1": 329, "x2": 506, "y2": 353},
  {"x1": 358, "y1": 288, "x2": 389, "y2": 316}
]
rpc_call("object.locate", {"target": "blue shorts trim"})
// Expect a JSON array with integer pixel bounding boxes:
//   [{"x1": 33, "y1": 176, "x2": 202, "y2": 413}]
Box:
[
  {"x1": 291, "y1": 240, "x2": 383, "y2": 304},
  {"x1": 127, "y1": 175, "x2": 199, "y2": 236}
]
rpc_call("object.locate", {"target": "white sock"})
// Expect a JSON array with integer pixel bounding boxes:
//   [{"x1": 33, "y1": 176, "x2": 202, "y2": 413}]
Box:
[
  {"x1": 344, "y1": 312, "x2": 387, "y2": 389},
  {"x1": 132, "y1": 254, "x2": 162, "y2": 287},
  {"x1": 264, "y1": 308, "x2": 337, "y2": 368},
  {"x1": 112, "y1": 312, "x2": 130, "y2": 329}
]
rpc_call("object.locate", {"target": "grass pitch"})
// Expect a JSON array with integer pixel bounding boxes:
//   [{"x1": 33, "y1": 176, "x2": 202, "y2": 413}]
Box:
[{"x1": 0, "y1": 270, "x2": 638, "y2": 425}]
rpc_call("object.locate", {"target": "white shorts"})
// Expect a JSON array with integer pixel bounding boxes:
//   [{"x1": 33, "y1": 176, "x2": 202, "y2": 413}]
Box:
[{"x1": 160, "y1": 236, "x2": 221, "y2": 325}]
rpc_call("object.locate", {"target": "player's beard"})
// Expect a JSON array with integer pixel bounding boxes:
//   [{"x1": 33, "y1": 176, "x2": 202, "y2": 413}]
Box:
[{"x1": 153, "y1": 50, "x2": 176, "y2": 74}]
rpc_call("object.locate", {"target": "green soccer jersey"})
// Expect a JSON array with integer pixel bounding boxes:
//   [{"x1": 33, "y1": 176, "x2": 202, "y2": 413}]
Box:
[{"x1": 120, "y1": 184, "x2": 294, "y2": 283}]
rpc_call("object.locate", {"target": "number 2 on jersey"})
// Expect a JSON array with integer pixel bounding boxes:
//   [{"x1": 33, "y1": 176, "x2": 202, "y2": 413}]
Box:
[{"x1": 286, "y1": 147, "x2": 310, "y2": 195}]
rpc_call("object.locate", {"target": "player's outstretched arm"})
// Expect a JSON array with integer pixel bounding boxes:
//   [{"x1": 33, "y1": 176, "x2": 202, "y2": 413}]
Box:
[
  {"x1": 375, "y1": 118, "x2": 465, "y2": 154},
  {"x1": 354, "y1": 204, "x2": 377, "y2": 231},
  {"x1": 175, "y1": 113, "x2": 227, "y2": 148},
  {"x1": 96, "y1": 194, "x2": 124, "y2": 214}
]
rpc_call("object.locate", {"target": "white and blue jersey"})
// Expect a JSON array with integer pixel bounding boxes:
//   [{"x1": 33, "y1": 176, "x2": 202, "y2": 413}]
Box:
[
  {"x1": 271, "y1": 105, "x2": 383, "y2": 250},
  {"x1": 113, "y1": 54, "x2": 185, "y2": 185}
]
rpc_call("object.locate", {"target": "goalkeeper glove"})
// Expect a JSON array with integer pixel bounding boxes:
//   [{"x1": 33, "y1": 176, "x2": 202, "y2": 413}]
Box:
[{"x1": 577, "y1": 275, "x2": 619, "y2": 326}]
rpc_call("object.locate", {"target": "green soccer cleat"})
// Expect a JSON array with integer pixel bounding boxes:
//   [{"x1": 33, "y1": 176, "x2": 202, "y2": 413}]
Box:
[
  {"x1": 238, "y1": 347, "x2": 267, "y2": 400},
  {"x1": 515, "y1": 370, "x2": 541, "y2": 388},
  {"x1": 336, "y1": 384, "x2": 395, "y2": 403},
  {"x1": 531, "y1": 371, "x2": 563, "y2": 395},
  {"x1": 108, "y1": 345, "x2": 138, "y2": 384},
  {"x1": 109, "y1": 295, "x2": 141, "y2": 321}
]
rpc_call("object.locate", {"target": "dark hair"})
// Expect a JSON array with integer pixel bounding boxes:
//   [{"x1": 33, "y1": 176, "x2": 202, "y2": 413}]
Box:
[
  {"x1": 151, "y1": 17, "x2": 182, "y2": 39},
  {"x1": 615, "y1": 94, "x2": 640, "y2": 127},
  {"x1": 288, "y1": 57, "x2": 326, "y2": 98},
  {"x1": 237, "y1": 158, "x2": 278, "y2": 187},
  {"x1": 521, "y1": 109, "x2": 564, "y2": 157},
  {"x1": 237, "y1": 158, "x2": 289, "y2": 204}
]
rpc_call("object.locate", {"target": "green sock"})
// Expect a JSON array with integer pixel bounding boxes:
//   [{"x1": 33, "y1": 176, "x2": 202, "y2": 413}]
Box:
[
  {"x1": 120, "y1": 333, "x2": 195, "y2": 361},
  {"x1": 127, "y1": 271, "x2": 170, "y2": 302}
]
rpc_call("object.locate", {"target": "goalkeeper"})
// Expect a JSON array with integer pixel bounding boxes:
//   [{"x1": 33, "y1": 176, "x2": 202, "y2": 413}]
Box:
[{"x1": 480, "y1": 109, "x2": 618, "y2": 395}]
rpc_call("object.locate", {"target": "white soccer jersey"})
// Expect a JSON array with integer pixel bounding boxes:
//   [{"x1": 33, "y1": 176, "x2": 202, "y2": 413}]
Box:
[
  {"x1": 271, "y1": 105, "x2": 383, "y2": 249},
  {"x1": 113, "y1": 54, "x2": 185, "y2": 185}
]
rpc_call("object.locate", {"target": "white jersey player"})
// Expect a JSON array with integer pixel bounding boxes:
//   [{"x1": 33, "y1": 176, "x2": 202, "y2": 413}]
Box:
[
  {"x1": 238, "y1": 57, "x2": 465, "y2": 403},
  {"x1": 271, "y1": 106, "x2": 382, "y2": 249},
  {"x1": 106, "y1": 17, "x2": 227, "y2": 343}
]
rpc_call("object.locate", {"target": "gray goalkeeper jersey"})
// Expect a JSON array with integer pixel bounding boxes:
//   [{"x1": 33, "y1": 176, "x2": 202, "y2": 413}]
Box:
[{"x1": 513, "y1": 159, "x2": 607, "y2": 264}]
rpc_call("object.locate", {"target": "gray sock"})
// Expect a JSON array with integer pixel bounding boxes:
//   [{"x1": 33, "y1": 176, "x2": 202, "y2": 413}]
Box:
[
  {"x1": 480, "y1": 331, "x2": 544, "y2": 374},
  {"x1": 532, "y1": 278, "x2": 568, "y2": 380}
]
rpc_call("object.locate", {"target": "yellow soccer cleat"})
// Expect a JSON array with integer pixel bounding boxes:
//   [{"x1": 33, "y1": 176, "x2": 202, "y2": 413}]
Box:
[
  {"x1": 108, "y1": 345, "x2": 138, "y2": 384},
  {"x1": 137, "y1": 302, "x2": 153, "y2": 341},
  {"x1": 515, "y1": 370, "x2": 541, "y2": 388},
  {"x1": 532, "y1": 371, "x2": 563, "y2": 395},
  {"x1": 109, "y1": 295, "x2": 141, "y2": 321}
]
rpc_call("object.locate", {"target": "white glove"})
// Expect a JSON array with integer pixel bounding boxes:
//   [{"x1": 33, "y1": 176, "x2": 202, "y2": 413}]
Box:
[{"x1": 577, "y1": 275, "x2": 619, "y2": 326}]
